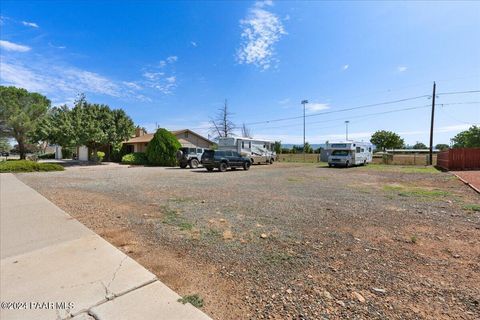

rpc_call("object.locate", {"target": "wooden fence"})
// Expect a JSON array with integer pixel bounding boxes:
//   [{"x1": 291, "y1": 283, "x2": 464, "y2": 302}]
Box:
[{"x1": 436, "y1": 148, "x2": 480, "y2": 170}]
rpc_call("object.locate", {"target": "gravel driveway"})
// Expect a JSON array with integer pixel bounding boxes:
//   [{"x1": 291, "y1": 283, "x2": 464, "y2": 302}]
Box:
[{"x1": 17, "y1": 163, "x2": 480, "y2": 319}]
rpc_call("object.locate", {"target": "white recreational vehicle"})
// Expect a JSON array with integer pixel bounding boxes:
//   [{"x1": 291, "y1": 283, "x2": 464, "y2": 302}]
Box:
[
  {"x1": 327, "y1": 141, "x2": 373, "y2": 167},
  {"x1": 218, "y1": 137, "x2": 276, "y2": 164}
]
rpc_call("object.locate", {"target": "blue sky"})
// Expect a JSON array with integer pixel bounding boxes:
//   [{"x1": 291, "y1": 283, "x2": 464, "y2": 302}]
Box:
[{"x1": 1, "y1": 0, "x2": 479, "y2": 145}]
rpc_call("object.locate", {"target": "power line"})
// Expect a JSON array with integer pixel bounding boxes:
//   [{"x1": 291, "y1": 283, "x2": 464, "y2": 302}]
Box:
[
  {"x1": 244, "y1": 95, "x2": 431, "y2": 126},
  {"x1": 437, "y1": 90, "x2": 480, "y2": 96}
]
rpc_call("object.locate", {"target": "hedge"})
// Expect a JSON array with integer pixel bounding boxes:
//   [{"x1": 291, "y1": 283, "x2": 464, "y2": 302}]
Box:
[
  {"x1": 0, "y1": 160, "x2": 65, "y2": 172},
  {"x1": 121, "y1": 152, "x2": 148, "y2": 165}
]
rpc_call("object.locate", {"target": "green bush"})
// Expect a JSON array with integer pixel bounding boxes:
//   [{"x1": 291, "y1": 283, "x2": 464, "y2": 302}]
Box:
[
  {"x1": 62, "y1": 148, "x2": 73, "y2": 159},
  {"x1": 97, "y1": 151, "x2": 105, "y2": 162},
  {"x1": 121, "y1": 152, "x2": 148, "y2": 165},
  {"x1": 38, "y1": 153, "x2": 55, "y2": 159},
  {"x1": 111, "y1": 144, "x2": 130, "y2": 162},
  {"x1": 0, "y1": 160, "x2": 64, "y2": 172},
  {"x1": 146, "y1": 128, "x2": 181, "y2": 166}
]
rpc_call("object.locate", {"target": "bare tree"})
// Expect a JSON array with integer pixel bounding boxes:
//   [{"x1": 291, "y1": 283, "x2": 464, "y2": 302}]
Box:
[
  {"x1": 209, "y1": 99, "x2": 235, "y2": 140},
  {"x1": 241, "y1": 122, "x2": 252, "y2": 138}
]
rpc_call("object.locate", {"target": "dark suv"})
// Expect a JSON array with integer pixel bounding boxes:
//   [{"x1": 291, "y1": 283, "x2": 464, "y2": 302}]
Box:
[{"x1": 201, "y1": 150, "x2": 251, "y2": 172}]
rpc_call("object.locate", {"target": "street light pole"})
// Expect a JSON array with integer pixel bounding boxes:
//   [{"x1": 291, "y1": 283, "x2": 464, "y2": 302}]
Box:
[
  {"x1": 301, "y1": 100, "x2": 308, "y2": 161},
  {"x1": 345, "y1": 120, "x2": 349, "y2": 141}
]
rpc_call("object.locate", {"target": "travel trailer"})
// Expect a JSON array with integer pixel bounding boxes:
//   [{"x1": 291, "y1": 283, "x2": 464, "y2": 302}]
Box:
[
  {"x1": 327, "y1": 141, "x2": 373, "y2": 167},
  {"x1": 218, "y1": 137, "x2": 276, "y2": 164}
]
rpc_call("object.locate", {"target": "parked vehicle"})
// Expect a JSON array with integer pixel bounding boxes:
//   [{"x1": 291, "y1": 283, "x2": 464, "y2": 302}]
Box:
[
  {"x1": 1, "y1": 151, "x2": 9, "y2": 157},
  {"x1": 217, "y1": 137, "x2": 276, "y2": 165},
  {"x1": 327, "y1": 141, "x2": 373, "y2": 167},
  {"x1": 201, "y1": 150, "x2": 251, "y2": 172},
  {"x1": 176, "y1": 147, "x2": 206, "y2": 169}
]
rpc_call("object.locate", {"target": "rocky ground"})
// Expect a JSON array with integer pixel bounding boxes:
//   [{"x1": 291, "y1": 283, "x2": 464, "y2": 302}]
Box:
[{"x1": 17, "y1": 162, "x2": 480, "y2": 320}]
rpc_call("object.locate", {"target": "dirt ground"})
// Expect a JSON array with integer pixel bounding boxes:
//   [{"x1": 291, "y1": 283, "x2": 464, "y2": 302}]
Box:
[{"x1": 17, "y1": 163, "x2": 480, "y2": 320}]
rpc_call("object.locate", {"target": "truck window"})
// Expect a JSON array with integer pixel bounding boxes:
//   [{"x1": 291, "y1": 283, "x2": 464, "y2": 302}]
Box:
[
  {"x1": 225, "y1": 151, "x2": 233, "y2": 156},
  {"x1": 197, "y1": 148, "x2": 202, "y2": 153}
]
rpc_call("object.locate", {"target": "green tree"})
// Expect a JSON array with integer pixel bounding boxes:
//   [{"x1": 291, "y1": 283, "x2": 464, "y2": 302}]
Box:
[
  {"x1": 146, "y1": 128, "x2": 181, "y2": 166},
  {"x1": 0, "y1": 137, "x2": 12, "y2": 152},
  {"x1": 32, "y1": 105, "x2": 76, "y2": 150},
  {"x1": 451, "y1": 125, "x2": 480, "y2": 148},
  {"x1": 304, "y1": 142, "x2": 313, "y2": 153},
  {"x1": 273, "y1": 141, "x2": 282, "y2": 154},
  {"x1": 412, "y1": 142, "x2": 428, "y2": 149},
  {"x1": 0, "y1": 86, "x2": 51, "y2": 159},
  {"x1": 370, "y1": 130, "x2": 404, "y2": 151},
  {"x1": 435, "y1": 143, "x2": 449, "y2": 151}
]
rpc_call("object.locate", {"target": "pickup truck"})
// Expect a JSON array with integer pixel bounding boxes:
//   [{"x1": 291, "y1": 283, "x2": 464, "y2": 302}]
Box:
[{"x1": 201, "y1": 150, "x2": 251, "y2": 172}]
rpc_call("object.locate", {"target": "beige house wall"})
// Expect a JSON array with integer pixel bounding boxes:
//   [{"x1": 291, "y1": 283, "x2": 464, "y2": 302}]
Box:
[
  {"x1": 133, "y1": 143, "x2": 148, "y2": 153},
  {"x1": 175, "y1": 132, "x2": 212, "y2": 148}
]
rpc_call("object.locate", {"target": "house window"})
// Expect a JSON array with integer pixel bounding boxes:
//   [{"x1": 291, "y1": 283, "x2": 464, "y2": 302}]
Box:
[{"x1": 185, "y1": 132, "x2": 189, "y2": 138}]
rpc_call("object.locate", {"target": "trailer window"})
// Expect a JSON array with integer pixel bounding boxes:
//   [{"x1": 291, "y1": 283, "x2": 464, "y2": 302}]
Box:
[
  {"x1": 356, "y1": 147, "x2": 361, "y2": 153},
  {"x1": 331, "y1": 150, "x2": 350, "y2": 156}
]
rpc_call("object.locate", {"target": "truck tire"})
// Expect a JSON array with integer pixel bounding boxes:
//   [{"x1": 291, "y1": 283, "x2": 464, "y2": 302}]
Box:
[
  {"x1": 206, "y1": 167, "x2": 214, "y2": 172},
  {"x1": 269, "y1": 158, "x2": 273, "y2": 164},
  {"x1": 189, "y1": 158, "x2": 199, "y2": 169},
  {"x1": 179, "y1": 162, "x2": 187, "y2": 169},
  {"x1": 345, "y1": 161, "x2": 350, "y2": 168},
  {"x1": 219, "y1": 162, "x2": 228, "y2": 172},
  {"x1": 243, "y1": 162, "x2": 250, "y2": 171}
]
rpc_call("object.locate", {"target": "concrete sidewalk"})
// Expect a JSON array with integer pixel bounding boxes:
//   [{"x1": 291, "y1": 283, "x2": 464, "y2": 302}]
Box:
[{"x1": 0, "y1": 173, "x2": 211, "y2": 320}]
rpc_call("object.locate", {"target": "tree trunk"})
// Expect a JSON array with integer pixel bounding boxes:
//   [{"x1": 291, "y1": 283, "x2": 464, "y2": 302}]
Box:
[{"x1": 18, "y1": 138, "x2": 26, "y2": 160}]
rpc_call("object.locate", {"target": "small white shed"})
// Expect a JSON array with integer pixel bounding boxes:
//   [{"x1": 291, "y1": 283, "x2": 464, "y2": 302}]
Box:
[{"x1": 77, "y1": 146, "x2": 89, "y2": 161}]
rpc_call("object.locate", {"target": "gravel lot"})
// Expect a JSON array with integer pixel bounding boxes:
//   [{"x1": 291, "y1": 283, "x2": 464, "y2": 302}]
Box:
[{"x1": 17, "y1": 163, "x2": 480, "y2": 320}]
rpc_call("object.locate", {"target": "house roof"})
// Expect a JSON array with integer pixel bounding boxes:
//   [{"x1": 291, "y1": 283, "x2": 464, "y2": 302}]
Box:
[{"x1": 124, "y1": 129, "x2": 214, "y2": 145}]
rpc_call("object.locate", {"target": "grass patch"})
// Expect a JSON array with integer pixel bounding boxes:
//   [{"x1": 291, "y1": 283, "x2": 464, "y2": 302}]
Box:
[
  {"x1": 264, "y1": 252, "x2": 294, "y2": 265},
  {"x1": 463, "y1": 204, "x2": 480, "y2": 212},
  {"x1": 364, "y1": 164, "x2": 440, "y2": 174},
  {"x1": 287, "y1": 177, "x2": 303, "y2": 182},
  {"x1": 0, "y1": 160, "x2": 64, "y2": 173},
  {"x1": 410, "y1": 235, "x2": 418, "y2": 244},
  {"x1": 178, "y1": 294, "x2": 204, "y2": 308},
  {"x1": 161, "y1": 206, "x2": 194, "y2": 230},
  {"x1": 383, "y1": 185, "x2": 450, "y2": 198}
]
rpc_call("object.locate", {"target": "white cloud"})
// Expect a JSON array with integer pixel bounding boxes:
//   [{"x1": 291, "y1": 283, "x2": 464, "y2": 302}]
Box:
[
  {"x1": 122, "y1": 81, "x2": 142, "y2": 90},
  {"x1": 141, "y1": 56, "x2": 178, "y2": 94},
  {"x1": 22, "y1": 21, "x2": 39, "y2": 28},
  {"x1": 236, "y1": 1, "x2": 286, "y2": 70},
  {"x1": 0, "y1": 55, "x2": 163, "y2": 105},
  {"x1": 397, "y1": 66, "x2": 407, "y2": 73},
  {"x1": 166, "y1": 55, "x2": 178, "y2": 63},
  {"x1": 0, "y1": 40, "x2": 31, "y2": 52},
  {"x1": 305, "y1": 103, "x2": 330, "y2": 113},
  {"x1": 278, "y1": 98, "x2": 290, "y2": 105},
  {"x1": 191, "y1": 41, "x2": 197, "y2": 47},
  {"x1": 342, "y1": 64, "x2": 349, "y2": 70}
]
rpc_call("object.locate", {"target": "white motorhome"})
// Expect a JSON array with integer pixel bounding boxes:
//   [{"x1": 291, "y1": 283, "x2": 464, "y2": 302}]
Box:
[
  {"x1": 327, "y1": 141, "x2": 373, "y2": 167},
  {"x1": 218, "y1": 137, "x2": 276, "y2": 164}
]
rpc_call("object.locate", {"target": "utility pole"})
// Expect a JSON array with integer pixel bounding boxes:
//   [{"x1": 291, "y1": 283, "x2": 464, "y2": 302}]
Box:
[
  {"x1": 345, "y1": 120, "x2": 350, "y2": 141},
  {"x1": 429, "y1": 82, "x2": 436, "y2": 165},
  {"x1": 301, "y1": 100, "x2": 309, "y2": 161}
]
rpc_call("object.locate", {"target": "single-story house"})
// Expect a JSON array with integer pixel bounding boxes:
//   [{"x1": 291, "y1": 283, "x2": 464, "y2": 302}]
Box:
[{"x1": 123, "y1": 128, "x2": 215, "y2": 153}]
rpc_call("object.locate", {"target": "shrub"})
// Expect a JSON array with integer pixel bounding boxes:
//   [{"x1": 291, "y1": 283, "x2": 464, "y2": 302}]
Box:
[
  {"x1": 121, "y1": 152, "x2": 148, "y2": 165},
  {"x1": 62, "y1": 148, "x2": 73, "y2": 159},
  {"x1": 97, "y1": 151, "x2": 105, "y2": 162},
  {"x1": 146, "y1": 128, "x2": 181, "y2": 166},
  {"x1": 38, "y1": 153, "x2": 55, "y2": 159},
  {"x1": 111, "y1": 144, "x2": 130, "y2": 162},
  {"x1": 0, "y1": 160, "x2": 64, "y2": 172}
]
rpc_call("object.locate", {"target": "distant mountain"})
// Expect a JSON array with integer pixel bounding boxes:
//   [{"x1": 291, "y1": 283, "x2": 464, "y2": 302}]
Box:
[{"x1": 282, "y1": 144, "x2": 326, "y2": 149}]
